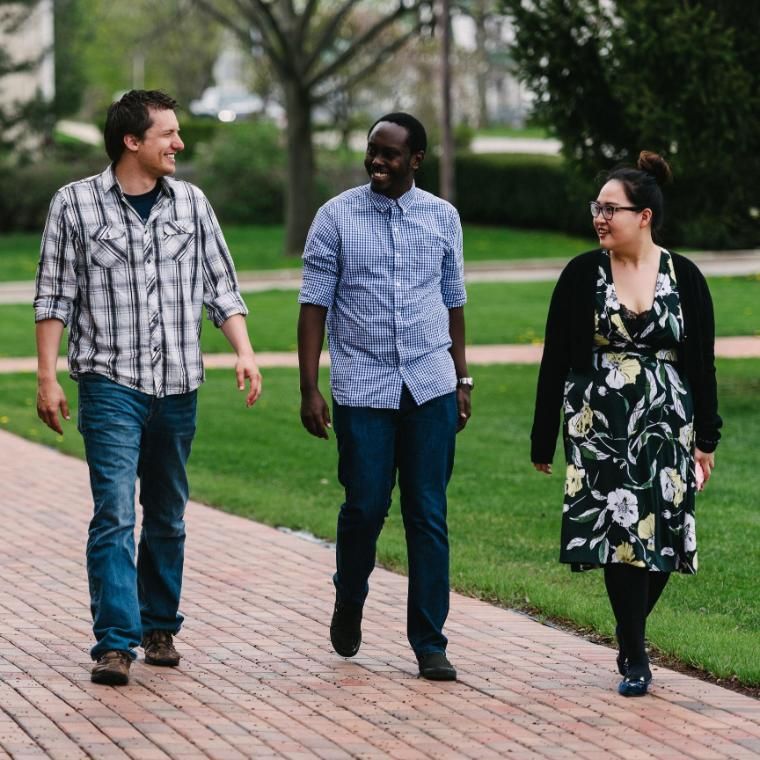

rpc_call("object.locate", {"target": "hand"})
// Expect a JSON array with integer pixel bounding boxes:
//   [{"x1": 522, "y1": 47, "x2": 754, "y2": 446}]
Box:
[
  {"x1": 235, "y1": 353, "x2": 262, "y2": 407},
  {"x1": 300, "y1": 388, "x2": 331, "y2": 439},
  {"x1": 37, "y1": 377, "x2": 70, "y2": 435},
  {"x1": 694, "y1": 448, "x2": 715, "y2": 488},
  {"x1": 456, "y1": 386, "x2": 471, "y2": 432},
  {"x1": 533, "y1": 463, "x2": 552, "y2": 475}
]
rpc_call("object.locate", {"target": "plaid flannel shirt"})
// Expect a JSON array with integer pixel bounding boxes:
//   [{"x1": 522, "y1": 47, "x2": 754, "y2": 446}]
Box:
[{"x1": 34, "y1": 165, "x2": 247, "y2": 397}]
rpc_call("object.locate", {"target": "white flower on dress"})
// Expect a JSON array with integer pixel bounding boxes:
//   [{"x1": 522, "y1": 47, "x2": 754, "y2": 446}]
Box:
[
  {"x1": 604, "y1": 283, "x2": 619, "y2": 310},
  {"x1": 568, "y1": 402, "x2": 594, "y2": 438},
  {"x1": 654, "y1": 272, "x2": 673, "y2": 298},
  {"x1": 607, "y1": 488, "x2": 639, "y2": 527},
  {"x1": 666, "y1": 253, "x2": 676, "y2": 280},
  {"x1": 684, "y1": 513, "x2": 697, "y2": 552},
  {"x1": 660, "y1": 467, "x2": 685, "y2": 507},
  {"x1": 565, "y1": 464, "x2": 586, "y2": 497},
  {"x1": 602, "y1": 352, "x2": 642, "y2": 389},
  {"x1": 679, "y1": 423, "x2": 694, "y2": 449}
]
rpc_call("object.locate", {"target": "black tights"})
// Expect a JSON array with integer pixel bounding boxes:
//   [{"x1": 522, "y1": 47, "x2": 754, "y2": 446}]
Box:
[{"x1": 603, "y1": 565, "x2": 670, "y2": 673}]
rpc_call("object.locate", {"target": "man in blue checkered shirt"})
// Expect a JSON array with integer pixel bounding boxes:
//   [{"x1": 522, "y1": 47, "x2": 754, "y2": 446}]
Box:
[{"x1": 298, "y1": 113, "x2": 471, "y2": 681}]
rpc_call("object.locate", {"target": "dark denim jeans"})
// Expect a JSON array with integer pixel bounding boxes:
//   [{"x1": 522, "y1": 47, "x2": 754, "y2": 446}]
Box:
[
  {"x1": 77, "y1": 373, "x2": 196, "y2": 660},
  {"x1": 332, "y1": 387, "x2": 458, "y2": 657}
]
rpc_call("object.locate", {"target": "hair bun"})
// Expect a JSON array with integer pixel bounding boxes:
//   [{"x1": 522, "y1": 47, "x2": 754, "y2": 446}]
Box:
[{"x1": 637, "y1": 151, "x2": 672, "y2": 185}]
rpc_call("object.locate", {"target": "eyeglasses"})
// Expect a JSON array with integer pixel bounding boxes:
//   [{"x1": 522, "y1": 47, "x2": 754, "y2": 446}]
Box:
[{"x1": 589, "y1": 201, "x2": 642, "y2": 220}]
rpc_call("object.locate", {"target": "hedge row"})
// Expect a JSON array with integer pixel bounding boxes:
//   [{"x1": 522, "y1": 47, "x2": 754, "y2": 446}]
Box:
[
  {"x1": 417, "y1": 153, "x2": 760, "y2": 249},
  {"x1": 2, "y1": 139, "x2": 756, "y2": 248},
  {"x1": 417, "y1": 153, "x2": 591, "y2": 236}
]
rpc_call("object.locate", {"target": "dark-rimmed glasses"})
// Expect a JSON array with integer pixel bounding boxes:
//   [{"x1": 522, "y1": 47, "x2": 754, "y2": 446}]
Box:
[{"x1": 589, "y1": 201, "x2": 642, "y2": 220}]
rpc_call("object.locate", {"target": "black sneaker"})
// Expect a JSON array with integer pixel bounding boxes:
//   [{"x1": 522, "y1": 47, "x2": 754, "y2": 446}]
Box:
[
  {"x1": 330, "y1": 599, "x2": 362, "y2": 657},
  {"x1": 418, "y1": 651, "x2": 457, "y2": 681}
]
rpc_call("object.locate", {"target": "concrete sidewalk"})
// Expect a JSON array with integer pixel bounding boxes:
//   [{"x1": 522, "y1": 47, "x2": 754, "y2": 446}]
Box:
[
  {"x1": 2, "y1": 250, "x2": 759, "y2": 304},
  {"x1": 1, "y1": 336, "x2": 760, "y2": 375},
  {"x1": 0, "y1": 428, "x2": 758, "y2": 759}
]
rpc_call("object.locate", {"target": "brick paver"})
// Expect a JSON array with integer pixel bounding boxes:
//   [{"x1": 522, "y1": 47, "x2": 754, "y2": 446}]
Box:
[{"x1": 0, "y1": 428, "x2": 758, "y2": 759}]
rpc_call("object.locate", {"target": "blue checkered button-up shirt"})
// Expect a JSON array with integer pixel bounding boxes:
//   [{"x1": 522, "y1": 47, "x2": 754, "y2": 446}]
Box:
[{"x1": 299, "y1": 183, "x2": 466, "y2": 409}]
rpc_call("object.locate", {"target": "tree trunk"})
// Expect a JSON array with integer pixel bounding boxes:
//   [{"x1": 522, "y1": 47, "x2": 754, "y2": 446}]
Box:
[
  {"x1": 474, "y1": 3, "x2": 490, "y2": 129},
  {"x1": 439, "y1": 0, "x2": 455, "y2": 203},
  {"x1": 283, "y1": 80, "x2": 315, "y2": 257}
]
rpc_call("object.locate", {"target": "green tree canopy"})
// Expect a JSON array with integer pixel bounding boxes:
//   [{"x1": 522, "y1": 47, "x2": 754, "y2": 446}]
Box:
[{"x1": 504, "y1": 0, "x2": 760, "y2": 247}]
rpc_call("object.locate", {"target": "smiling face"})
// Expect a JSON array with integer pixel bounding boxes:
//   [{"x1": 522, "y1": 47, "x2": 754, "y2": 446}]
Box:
[
  {"x1": 594, "y1": 179, "x2": 651, "y2": 250},
  {"x1": 123, "y1": 107, "x2": 184, "y2": 179},
  {"x1": 364, "y1": 121, "x2": 424, "y2": 199}
]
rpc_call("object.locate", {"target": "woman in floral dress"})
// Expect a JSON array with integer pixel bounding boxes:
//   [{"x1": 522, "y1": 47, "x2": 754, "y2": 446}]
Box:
[{"x1": 531, "y1": 152, "x2": 722, "y2": 696}]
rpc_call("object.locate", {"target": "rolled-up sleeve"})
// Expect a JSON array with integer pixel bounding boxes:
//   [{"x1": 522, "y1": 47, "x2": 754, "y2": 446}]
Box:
[
  {"x1": 298, "y1": 205, "x2": 339, "y2": 308},
  {"x1": 199, "y1": 196, "x2": 248, "y2": 327},
  {"x1": 34, "y1": 192, "x2": 77, "y2": 325},
  {"x1": 440, "y1": 206, "x2": 466, "y2": 308}
]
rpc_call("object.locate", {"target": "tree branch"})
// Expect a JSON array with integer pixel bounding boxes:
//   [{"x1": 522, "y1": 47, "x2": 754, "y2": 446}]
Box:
[
  {"x1": 308, "y1": 1, "x2": 422, "y2": 90},
  {"x1": 312, "y1": 20, "x2": 423, "y2": 103},
  {"x1": 194, "y1": 0, "x2": 253, "y2": 48},
  {"x1": 301, "y1": 0, "x2": 360, "y2": 76},
  {"x1": 250, "y1": 0, "x2": 297, "y2": 65},
  {"x1": 296, "y1": 0, "x2": 320, "y2": 42}
]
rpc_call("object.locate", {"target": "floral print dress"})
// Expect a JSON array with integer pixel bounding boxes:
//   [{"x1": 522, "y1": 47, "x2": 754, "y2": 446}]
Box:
[{"x1": 560, "y1": 249, "x2": 698, "y2": 574}]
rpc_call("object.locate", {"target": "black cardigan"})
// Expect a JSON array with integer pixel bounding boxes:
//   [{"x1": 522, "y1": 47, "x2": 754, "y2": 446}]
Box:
[{"x1": 530, "y1": 249, "x2": 722, "y2": 464}]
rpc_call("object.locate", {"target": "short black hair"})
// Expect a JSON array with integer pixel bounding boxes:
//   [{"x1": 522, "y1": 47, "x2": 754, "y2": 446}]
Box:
[
  {"x1": 104, "y1": 90, "x2": 178, "y2": 163},
  {"x1": 368, "y1": 112, "x2": 427, "y2": 154}
]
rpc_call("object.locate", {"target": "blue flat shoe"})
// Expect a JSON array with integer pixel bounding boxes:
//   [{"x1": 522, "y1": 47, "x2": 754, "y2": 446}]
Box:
[{"x1": 618, "y1": 672, "x2": 651, "y2": 697}]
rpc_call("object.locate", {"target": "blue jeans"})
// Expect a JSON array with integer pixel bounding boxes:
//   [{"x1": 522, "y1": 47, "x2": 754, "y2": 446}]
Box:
[
  {"x1": 332, "y1": 387, "x2": 458, "y2": 657},
  {"x1": 77, "y1": 373, "x2": 197, "y2": 660}
]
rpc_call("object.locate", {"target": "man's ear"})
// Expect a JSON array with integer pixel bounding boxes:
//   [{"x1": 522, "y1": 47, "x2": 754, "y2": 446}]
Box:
[
  {"x1": 123, "y1": 133, "x2": 141, "y2": 153},
  {"x1": 411, "y1": 150, "x2": 425, "y2": 171}
]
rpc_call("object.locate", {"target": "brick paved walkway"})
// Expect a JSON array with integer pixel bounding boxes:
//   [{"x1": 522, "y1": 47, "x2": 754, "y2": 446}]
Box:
[{"x1": 1, "y1": 430, "x2": 759, "y2": 759}]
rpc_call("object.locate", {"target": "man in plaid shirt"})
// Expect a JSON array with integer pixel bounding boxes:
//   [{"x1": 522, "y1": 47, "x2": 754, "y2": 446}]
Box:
[
  {"x1": 34, "y1": 90, "x2": 262, "y2": 685},
  {"x1": 298, "y1": 113, "x2": 471, "y2": 681}
]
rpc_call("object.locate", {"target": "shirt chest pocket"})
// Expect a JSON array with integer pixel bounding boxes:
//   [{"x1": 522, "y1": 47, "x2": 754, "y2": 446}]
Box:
[
  {"x1": 89, "y1": 224, "x2": 129, "y2": 268},
  {"x1": 161, "y1": 219, "x2": 195, "y2": 263}
]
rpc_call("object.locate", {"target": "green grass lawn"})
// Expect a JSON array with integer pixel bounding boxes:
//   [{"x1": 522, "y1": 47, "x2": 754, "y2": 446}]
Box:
[
  {"x1": 1, "y1": 360, "x2": 758, "y2": 685},
  {"x1": 5, "y1": 276, "x2": 759, "y2": 359},
  {"x1": 0, "y1": 225, "x2": 592, "y2": 282}
]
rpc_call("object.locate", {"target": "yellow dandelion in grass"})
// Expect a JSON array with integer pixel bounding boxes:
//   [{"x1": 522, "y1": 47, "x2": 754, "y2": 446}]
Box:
[{"x1": 0, "y1": 415, "x2": 9, "y2": 424}]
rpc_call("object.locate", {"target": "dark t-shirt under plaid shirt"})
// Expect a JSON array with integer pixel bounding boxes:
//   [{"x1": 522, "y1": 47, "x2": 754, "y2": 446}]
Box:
[
  {"x1": 34, "y1": 165, "x2": 248, "y2": 397},
  {"x1": 298, "y1": 184, "x2": 467, "y2": 409}
]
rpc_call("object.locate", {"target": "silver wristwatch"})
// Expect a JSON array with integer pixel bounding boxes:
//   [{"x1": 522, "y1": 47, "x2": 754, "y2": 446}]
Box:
[{"x1": 456, "y1": 376, "x2": 474, "y2": 390}]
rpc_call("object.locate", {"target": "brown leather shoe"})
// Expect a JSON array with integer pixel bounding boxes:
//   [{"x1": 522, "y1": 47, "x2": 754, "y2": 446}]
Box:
[
  {"x1": 142, "y1": 630, "x2": 181, "y2": 666},
  {"x1": 91, "y1": 650, "x2": 131, "y2": 685}
]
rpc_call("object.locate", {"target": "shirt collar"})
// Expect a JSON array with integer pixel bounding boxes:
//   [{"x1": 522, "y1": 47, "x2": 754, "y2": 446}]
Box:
[
  {"x1": 97, "y1": 164, "x2": 175, "y2": 199},
  {"x1": 368, "y1": 182, "x2": 417, "y2": 214}
]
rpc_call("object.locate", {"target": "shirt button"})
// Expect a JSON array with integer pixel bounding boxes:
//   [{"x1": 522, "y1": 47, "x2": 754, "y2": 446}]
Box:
[{"x1": 146, "y1": 256, "x2": 152, "y2": 264}]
